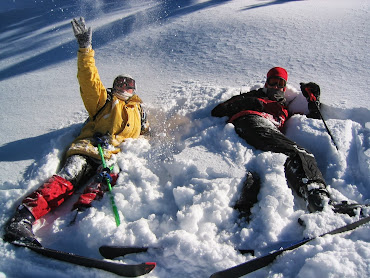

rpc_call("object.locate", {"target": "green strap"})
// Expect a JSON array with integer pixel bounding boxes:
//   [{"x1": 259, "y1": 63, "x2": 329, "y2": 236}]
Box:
[{"x1": 97, "y1": 144, "x2": 121, "y2": 226}]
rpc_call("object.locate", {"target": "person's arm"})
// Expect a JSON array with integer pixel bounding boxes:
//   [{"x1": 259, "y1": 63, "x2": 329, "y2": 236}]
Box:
[
  {"x1": 211, "y1": 90, "x2": 264, "y2": 118},
  {"x1": 71, "y1": 17, "x2": 107, "y2": 118},
  {"x1": 300, "y1": 82, "x2": 321, "y2": 119}
]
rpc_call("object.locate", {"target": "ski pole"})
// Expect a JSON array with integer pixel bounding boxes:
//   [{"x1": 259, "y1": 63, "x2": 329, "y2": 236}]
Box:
[
  {"x1": 97, "y1": 143, "x2": 121, "y2": 226},
  {"x1": 306, "y1": 90, "x2": 339, "y2": 151}
]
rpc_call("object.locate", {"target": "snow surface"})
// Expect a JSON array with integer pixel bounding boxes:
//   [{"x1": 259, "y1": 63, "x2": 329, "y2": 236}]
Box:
[{"x1": 1, "y1": 0, "x2": 369, "y2": 277}]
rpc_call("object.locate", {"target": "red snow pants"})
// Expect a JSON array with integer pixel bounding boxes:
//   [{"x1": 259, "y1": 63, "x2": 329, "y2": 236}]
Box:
[
  {"x1": 22, "y1": 155, "x2": 99, "y2": 220},
  {"x1": 22, "y1": 175, "x2": 74, "y2": 220},
  {"x1": 72, "y1": 173, "x2": 118, "y2": 211}
]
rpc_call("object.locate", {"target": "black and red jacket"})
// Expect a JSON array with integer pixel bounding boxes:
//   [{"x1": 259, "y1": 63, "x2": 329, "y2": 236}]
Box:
[{"x1": 211, "y1": 88, "x2": 288, "y2": 129}]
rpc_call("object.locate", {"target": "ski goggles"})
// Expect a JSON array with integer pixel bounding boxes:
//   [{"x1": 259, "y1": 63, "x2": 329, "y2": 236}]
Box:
[
  {"x1": 267, "y1": 77, "x2": 286, "y2": 88},
  {"x1": 113, "y1": 77, "x2": 136, "y2": 90}
]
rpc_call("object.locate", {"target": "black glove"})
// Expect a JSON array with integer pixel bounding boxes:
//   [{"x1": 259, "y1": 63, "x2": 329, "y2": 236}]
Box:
[
  {"x1": 300, "y1": 82, "x2": 321, "y2": 119},
  {"x1": 93, "y1": 132, "x2": 109, "y2": 148},
  {"x1": 211, "y1": 103, "x2": 227, "y2": 117},
  {"x1": 71, "y1": 17, "x2": 92, "y2": 48},
  {"x1": 300, "y1": 82, "x2": 320, "y2": 102}
]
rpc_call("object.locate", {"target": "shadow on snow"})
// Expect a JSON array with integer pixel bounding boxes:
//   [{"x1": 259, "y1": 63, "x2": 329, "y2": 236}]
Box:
[
  {"x1": 0, "y1": 0, "x2": 231, "y2": 81},
  {"x1": 241, "y1": 0, "x2": 304, "y2": 11}
]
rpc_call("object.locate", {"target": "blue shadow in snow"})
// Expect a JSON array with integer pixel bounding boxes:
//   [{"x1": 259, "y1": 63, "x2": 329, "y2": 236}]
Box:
[
  {"x1": 0, "y1": 0, "x2": 231, "y2": 82},
  {"x1": 241, "y1": 0, "x2": 304, "y2": 11},
  {"x1": 0, "y1": 124, "x2": 82, "y2": 162}
]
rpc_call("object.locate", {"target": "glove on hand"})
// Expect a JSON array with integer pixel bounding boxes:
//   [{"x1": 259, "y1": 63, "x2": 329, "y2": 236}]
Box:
[
  {"x1": 300, "y1": 82, "x2": 320, "y2": 102},
  {"x1": 211, "y1": 103, "x2": 228, "y2": 117},
  {"x1": 300, "y1": 82, "x2": 321, "y2": 119},
  {"x1": 71, "y1": 17, "x2": 92, "y2": 48}
]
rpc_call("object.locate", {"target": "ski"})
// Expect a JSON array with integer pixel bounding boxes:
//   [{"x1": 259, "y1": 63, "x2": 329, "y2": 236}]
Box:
[
  {"x1": 12, "y1": 242, "x2": 156, "y2": 277},
  {"x1": 99, "y1": 245, "x2": 160, "y2": 259},
  {"x1": 210, "y1": 215, "x2": 370, "y2": 278}
]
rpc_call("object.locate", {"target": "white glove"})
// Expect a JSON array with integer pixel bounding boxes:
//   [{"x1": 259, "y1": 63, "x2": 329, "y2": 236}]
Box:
[{"x1": 71, "y1": 17, "x2": 92, "y2": 48}]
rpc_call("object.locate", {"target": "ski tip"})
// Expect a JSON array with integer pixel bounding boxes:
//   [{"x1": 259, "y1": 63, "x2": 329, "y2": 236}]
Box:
[{"x1": 144, "y1": 262, "x2": 156, "y2": 272}]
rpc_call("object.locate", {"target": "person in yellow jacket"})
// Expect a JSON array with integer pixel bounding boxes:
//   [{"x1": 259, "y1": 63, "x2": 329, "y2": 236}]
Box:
[{"x1": 3, "y1": 17, "x2": 149, "y2": 246}]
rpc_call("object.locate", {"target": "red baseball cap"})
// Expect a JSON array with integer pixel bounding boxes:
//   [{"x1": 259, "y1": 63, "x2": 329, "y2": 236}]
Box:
[{"x1": 267, "y1": 67, "x2": 288, "y2": 81}]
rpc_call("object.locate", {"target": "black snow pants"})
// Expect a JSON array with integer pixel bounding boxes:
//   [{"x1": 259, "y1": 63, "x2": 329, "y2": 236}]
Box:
[{"x1": 233, "y1": 115, "x2": 328, "y2": 202}]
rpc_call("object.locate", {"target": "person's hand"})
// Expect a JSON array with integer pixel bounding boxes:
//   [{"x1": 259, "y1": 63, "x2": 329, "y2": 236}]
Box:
[
  {"x1": 301, "y1": 82, "x2": 321, "y2": 119},
  {"x1": 71, "y1": 17, "x2": 92, "y2": 48},
  {"x1": 300, "y1": 82, "x2": 320, "y2": 102},
  {"x1": 211, "y1": 103, "x2": 227, "y2": 117}
]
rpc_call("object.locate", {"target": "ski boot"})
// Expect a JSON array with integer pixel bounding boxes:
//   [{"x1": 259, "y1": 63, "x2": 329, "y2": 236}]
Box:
[
  {"x1": 234, "y1": 171, "x2": 261, "y2": 221},
  {"x1": 3, "y1": 205, "x2": 41, "y2": 246},
  {"x1": 305, "y1": 187, "x2": 330, "y2": 213}
]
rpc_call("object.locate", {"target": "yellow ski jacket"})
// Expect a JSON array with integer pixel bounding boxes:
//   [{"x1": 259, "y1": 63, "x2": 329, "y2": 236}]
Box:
[{"x1": 66, "y1": 48, "x2": 144, "y2": 160}]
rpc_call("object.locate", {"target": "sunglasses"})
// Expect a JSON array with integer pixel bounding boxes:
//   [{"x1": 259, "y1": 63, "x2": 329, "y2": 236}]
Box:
[
  {"x1": 267, "y1": 77, "x2": 286, "y2": 88},
  {"x1": 114, "y1": 77, "x2": 136, "y2": 90}
]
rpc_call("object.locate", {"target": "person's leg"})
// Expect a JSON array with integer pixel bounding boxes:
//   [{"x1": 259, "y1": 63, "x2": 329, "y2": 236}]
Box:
[
  {"x1": 4, "y1": 155, "x2": 98, "y2": 244},
  {"x1": 72, "y1": 172, "x2": 119, "y2": 211},
  {"x1": 284, "y1": 151, "x2": 329, "y2": 212},
  {"x1": 233, "y1": 115, "x2": 329, "y2": 212},
  {"x1": 234, "y1": 171, "x2": 261, "y2": 221},
  {"x1": 3, "y1": 205, "x2": 40, "y2": 246},
  {"x1": 57, "y1": 155, "x2": 98, "y2": 188},
  {"x1": 22, "y1": 155, "x2": 98, "y2": 219}
]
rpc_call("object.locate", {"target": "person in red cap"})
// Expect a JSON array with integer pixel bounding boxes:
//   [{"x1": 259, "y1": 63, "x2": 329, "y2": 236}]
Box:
[
  {"x1": 212, "y1": 67, "x2": 364, "y2": 217},
  {"x1": 266, "y1": 67, "x2": 288, "y2": 90}
]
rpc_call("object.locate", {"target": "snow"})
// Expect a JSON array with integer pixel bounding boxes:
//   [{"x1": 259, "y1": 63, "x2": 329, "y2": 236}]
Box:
[{"x1": 0, "y1": 0, "x2": 369, "y2": 277}]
